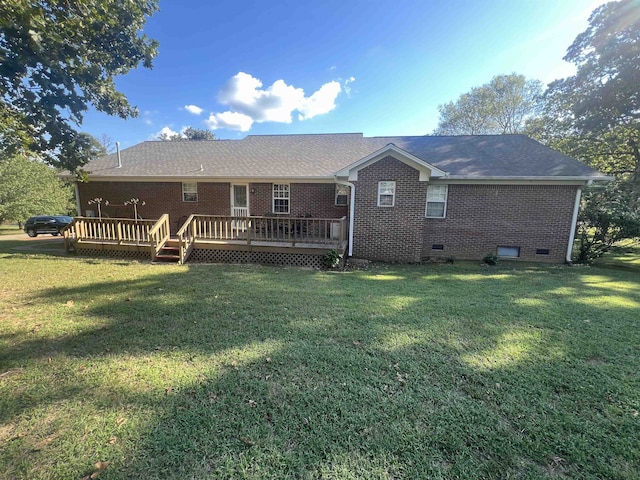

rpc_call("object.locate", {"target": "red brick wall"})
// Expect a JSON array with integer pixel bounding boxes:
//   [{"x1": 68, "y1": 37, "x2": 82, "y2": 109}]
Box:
[
  {"x1": 77, "y1": 181, "x2": 348, "y2": 233},
  {"x1": 77, "y1": 181, "x2": 230, "y2": 233},
  {"x1": 352, "y1": 156, "x2": 428, "y2": 263},
  {"x1": 423, "y1": 184, "x2": 577, "y2": 263},
  {"x1": 248, "y1": 183, "x2": 348, "y2": 218}
]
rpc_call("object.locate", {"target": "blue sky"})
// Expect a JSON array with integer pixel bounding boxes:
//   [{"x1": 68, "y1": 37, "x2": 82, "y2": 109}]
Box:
[{"x1": 81, "y1": 0, "x2": 607, "y2": 148}]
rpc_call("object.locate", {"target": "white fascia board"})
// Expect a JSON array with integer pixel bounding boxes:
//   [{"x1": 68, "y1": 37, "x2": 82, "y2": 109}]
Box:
[{"x1": 334, "y1": 144, "x2": 447, "y2": 181}]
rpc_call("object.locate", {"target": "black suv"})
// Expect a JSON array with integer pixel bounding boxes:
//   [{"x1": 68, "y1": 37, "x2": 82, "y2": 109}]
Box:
[{"x1": 23, "y1": 215, "x2": 73, "y2": 237}]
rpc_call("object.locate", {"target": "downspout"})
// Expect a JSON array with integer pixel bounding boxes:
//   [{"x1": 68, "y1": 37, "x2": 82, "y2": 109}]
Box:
[
  {"x1": 566, "y1": 183, "x2": 588, "y2": 263},
  {"x1": 335, "y1": 178, "x2": 355, "y2": 257},
  {"x1": 74, "y1": 182, "x2": 82, "y2": 217}
]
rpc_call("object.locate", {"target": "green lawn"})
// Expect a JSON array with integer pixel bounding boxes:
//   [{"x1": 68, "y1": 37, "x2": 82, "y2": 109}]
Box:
[
  {"x1": 0, "y1": 224, "x2": 21, "y2": 235},
  {"x1": 1, "y1": 240, "x2": 639, "y2": 479}
]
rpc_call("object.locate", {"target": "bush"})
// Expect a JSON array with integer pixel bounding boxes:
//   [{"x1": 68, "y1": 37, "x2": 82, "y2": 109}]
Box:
[
  {"x1": 323, "y1": 250, "x2": 340, "y2": 268},
  {"x1": 483, "y1": 252, "x2": 499, "y2": 265}
]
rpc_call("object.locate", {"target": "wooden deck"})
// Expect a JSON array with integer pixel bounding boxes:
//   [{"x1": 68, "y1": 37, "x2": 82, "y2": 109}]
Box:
[{"x1": 63, "y1": 215, "x2": 348, "y2": 265}]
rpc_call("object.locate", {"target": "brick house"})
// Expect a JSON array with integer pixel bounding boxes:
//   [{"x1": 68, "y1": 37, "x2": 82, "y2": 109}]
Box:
[{"x1": 69, "y1": 133, "x2": 609, "y2": 264}]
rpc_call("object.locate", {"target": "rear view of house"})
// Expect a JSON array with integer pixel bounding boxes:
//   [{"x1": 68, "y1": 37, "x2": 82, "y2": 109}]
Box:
[{"x1": 66, "y1": 133, "x2": 609, "y2": 265}]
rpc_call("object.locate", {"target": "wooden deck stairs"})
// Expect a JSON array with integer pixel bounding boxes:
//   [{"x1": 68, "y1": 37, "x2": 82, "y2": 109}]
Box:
[{"x1": 154, "y1": 239, "x2": 180, "y2": 263}]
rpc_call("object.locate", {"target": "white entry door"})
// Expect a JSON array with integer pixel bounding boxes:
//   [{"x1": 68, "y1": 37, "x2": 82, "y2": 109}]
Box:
[{"x1": 231, "y1": 184, "x2": 249, "y2": 217}]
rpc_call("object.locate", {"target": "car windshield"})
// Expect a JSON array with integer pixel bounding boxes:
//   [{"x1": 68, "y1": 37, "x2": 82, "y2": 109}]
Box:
[{"x1": 55, "y1": 216, "x2": 73, "y2": 222}]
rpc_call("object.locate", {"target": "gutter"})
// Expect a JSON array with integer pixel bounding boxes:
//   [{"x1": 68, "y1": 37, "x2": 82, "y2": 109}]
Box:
[
  {"x1": 334, "y1": 177, "x2": 355, "y2": 257},
  {"x1": 566, "y1": 183, "x2": 588, "y2": 263}
]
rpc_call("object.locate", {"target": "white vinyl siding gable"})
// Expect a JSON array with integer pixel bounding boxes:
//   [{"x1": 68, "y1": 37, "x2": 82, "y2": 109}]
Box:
[
  {"x1": 426, "y1": 185, "x2": 448, "y2": 218},
  {"x1": 377, "y1": 181, "x2": 396, "y2": 207}
]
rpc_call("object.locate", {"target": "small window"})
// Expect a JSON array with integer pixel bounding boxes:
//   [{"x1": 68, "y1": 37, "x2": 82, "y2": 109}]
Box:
[
  {"x1": 497, "y1": 246, "x2": 520, "y2": 258},
  {"x1": 335, "y1": 184, "x2": 349, "y2": 206},
  {"x1": 273, "y1": 183, "x2": 290, "y2": 214},
  {"x1": 378, "y1": 181, "x2": 396, "y2": 207},
  {"x1": 536, "y1": 248, "x2": 550, "y2": 255},
  {"x1": 426, "y1": 185, "x2": 448, "y2": 218},
  {"x1": 432, "y1": 244, "x2": 444, "y2": 251},
  {"x1": 182, "y1": 182, "x2": 198, "y2": 202}
]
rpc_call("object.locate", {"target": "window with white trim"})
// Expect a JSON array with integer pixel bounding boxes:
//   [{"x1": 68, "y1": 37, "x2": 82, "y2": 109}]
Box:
[
  {"x1": 426, "y1": 185, "x2": 448, "y2": 218},
  {"x1": 272, "y1": 183, "x2": 290, "y2": 214},
  {"x1": 182, "y1": 182, "x2": 198, "y2": 202},
  {"x1": 377, "y1": 181, "x2": 396, "y2": 207},
  {"x1": 335, "y1": 184, "x2": 349, "y2": 206}
]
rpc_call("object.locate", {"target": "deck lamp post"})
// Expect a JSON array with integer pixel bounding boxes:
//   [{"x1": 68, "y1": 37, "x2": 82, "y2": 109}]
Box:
[
  {"x1": 124, "y1": 198, "x2": 145, "y2": 222},
  {"x1": 87, "y1": 198, "x2": 107, "y2": 219}
]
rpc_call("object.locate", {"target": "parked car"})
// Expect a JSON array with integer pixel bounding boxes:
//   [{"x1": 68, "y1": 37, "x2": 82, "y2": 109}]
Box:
[{"x1": 23, "y1": 215, "x2": 73, "y2": 237}]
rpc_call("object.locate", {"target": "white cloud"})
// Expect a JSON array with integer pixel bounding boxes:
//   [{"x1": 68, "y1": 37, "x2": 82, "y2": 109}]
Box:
[
  {"x1": 298, "y1": 81, "x2": 341, "y2": 120},
  {"x1": 206, "y1": 72, "x2": 343, "y2": 131},
  {"x1": 184, "y1": 104, "x2": 203, "y2": 115},
  {"x1": 150, "y1": 126, "x2": 184, "y2": 140},
  {"x1": 343, "y1": 76, "x2": 356, "y2": 96},
  {"x1": 205, "y1": 111, "x2": 255, "y2": 132}
]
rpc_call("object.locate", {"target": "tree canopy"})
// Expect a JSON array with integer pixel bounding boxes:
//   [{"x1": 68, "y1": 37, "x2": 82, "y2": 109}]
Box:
[
  {"x1": 434, "y1": 74, "x2": 543, "y2": 135},
  {"x1": 544, "y1": 0, "x2": 640, "y2": 183},
  {"x1": 0, "y1": 155, "x2": 74, "y2": 225},
  {"x1": 0, "y1": 0, "x2": 159, "y2": 172},
  {"x1": 159, "y1": 127, "x2": 217, "y2": 141},
  {"x1": 532, "y1": 0, "x2": 640, "y2": 261}
]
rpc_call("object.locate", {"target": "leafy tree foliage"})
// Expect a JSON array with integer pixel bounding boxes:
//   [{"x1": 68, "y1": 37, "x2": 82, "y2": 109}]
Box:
[
  {"x1": 434, "y1": 74, "x2": 543, "y2": 135},
  {"x1": 538, "y1": 0, "x2": 640, "y2": 261},
  {"x1": 545, "y1": 0, "x2": 640, "y2": 181},
  {"x1": 159, "y1": 127, "x2": 217, "y2": 141},
  {"x1": 575, "y1": 181, "x2": 640, "y2": 262},
  {"x1": 0, "y1": 155, "x2": 74, "y2": 226},
  {"x1": 0, "y1": 0, "x2": 159, "y2": 172}
]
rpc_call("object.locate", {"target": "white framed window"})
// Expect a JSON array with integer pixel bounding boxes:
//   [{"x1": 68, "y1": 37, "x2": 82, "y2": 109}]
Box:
[
  {"x1": 426, "y1": 184, "x2": 448, "y2": 218},
  {"x1": 182, "y1": 182, "x2": 198, "y2": 202},
  {"x1": 273, "y1": 183, "x2": 290, "y2": 214},
  {"x1": 497, "y1": 246, "x2": 520, "y2": 258},
  {"x1": 377, "y1": 181, "x2": 396, "y2": 207},
  {"x1": 335, "y1": 184, "x2": 349, "y2": 206}
]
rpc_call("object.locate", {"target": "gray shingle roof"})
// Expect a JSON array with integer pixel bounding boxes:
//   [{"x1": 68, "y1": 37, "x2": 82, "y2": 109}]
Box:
[{"x1": 81, "y1": 133, "x2": 606, "y2": 180}]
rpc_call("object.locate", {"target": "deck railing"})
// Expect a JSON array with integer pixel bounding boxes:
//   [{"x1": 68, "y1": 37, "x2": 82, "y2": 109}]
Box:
[
  {"x1": 177, "y1": 214, "x2": 197, "y2": 264},
  {"x1": 177, "y1": 214, "x2": 347, "y2": 253},
  {"x1": 62, "y1": 216, "x2": 162, "y2": 252},
  {"x1": 148, "y1": 214, "x2": 171, "y2": 261}
]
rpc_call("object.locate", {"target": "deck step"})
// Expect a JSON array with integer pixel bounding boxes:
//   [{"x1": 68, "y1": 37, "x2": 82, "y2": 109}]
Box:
[{"x1": 155, "y1": 245, "x2": 180, "y2": 262}]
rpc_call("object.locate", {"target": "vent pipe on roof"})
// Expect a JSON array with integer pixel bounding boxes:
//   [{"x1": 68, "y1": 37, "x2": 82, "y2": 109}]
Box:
[{"x1": 116, "y1": 142, "x2": 122, "y2": 168}]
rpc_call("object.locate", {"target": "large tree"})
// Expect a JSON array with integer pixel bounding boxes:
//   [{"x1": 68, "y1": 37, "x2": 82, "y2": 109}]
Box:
[
  {"x1": 538, "y1": 0, "x2": 640, "y2": 261},
  {"x1": 0, "y1": 0, "x2": 159, "y2": 172},
  {"x1": 545, "y1": 0, "x2": 640, "y2": 181},
  {"x1": 0, "y1": 155, "x2": 75, "y2": 226},
  {"x1": 434, "y1": 74, "x2": 543, "y2": 135}
]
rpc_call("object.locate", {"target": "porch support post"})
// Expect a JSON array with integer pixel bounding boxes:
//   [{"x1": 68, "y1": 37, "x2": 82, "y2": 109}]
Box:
[{"x1": 334, "y1": 178, "x2": 355, "y2": 257}]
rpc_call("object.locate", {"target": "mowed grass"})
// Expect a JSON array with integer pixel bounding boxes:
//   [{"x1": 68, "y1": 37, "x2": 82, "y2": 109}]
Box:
[{"x1": 1, "y1": 241, "x2": 639, "y2": 479}]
